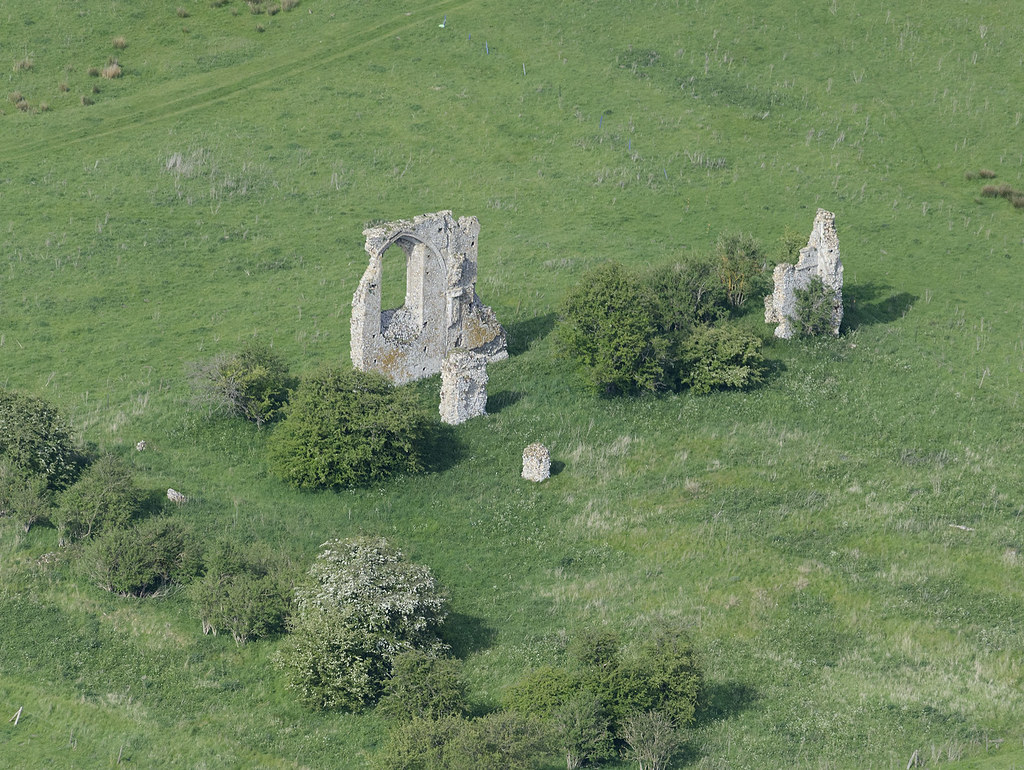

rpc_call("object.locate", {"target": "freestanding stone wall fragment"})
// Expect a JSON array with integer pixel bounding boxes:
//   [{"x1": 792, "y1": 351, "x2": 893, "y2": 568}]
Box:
[
  {"x1": 351, "y1": 211, "x2": 508, "y2": 384},
  {"x1": 439, "y1": 350, "x2": 488, "y2": 425},
  {"x1": 764, "y1": 208, "x2": 844, "y2": 338},
  {"x1": 522, "y1": 443, "x2": 551, "y2": 482}
]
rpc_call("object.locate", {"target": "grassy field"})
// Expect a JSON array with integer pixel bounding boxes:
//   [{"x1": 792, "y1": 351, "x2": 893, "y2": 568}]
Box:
[{"x1": 2, "y1": 0, "x2": 1023, "y2": 766}]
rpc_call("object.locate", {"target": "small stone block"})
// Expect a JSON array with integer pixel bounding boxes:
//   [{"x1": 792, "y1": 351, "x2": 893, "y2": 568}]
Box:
[{"x1": 522, "y1": 443, "x2": 550, "y2": 482}]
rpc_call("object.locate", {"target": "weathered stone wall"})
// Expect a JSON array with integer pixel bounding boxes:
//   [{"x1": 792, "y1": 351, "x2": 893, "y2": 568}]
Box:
[
  {"x1": 764, "y1": 208, "x2": 844, "y2": 338},
  {"x1": 351, "y1": 211, "x2": 507, "y2": 384},
  {"x1": 439, "y1": 351, "x2": 488, "y2": 425}
]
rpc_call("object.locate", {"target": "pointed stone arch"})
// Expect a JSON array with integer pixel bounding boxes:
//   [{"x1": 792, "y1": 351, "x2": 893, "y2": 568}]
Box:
[{"x1": 350, "y1": 211, "x2": 507, "y2": 384}]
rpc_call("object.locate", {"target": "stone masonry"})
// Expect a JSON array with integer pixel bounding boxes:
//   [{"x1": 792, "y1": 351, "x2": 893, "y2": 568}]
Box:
[
  {"x1": 764, "y1": 208, "x2": 844, "y2": 338},
  {"x1": 522, "y1": 443, "x2": 551, "y2": 482},
  {"x1": 439, "y1": 350, "x2": 488, "y2": 425},
  {"x1": 351, "y1": 211, "x2": 508, "y2": 384}
]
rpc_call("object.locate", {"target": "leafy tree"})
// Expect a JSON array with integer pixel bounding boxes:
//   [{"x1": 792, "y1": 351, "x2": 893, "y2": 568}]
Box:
[
  {"x1": 0, "y1": 389, "x2": 80, "y2": 489},
  {"x1": 268, "y1": 368, "x2": 432, "y2": 490},
  {"x1": 377, "y1": 650, "x2": 468, "y2": 722},
  {"x1": 793, "y1": 275, "x2": 839, "y2": 337},
  {"x1": 189, "y1": 540, "x2": 292, "y2": 644},
  {"x1": 279, "y1": 537, "x2": 449, "y2": 711},
  {"x1": 191, "y1": 341, "x2": 294, "y2": 426},
  {"x1": 551, "y1": 693, "x2": 613, "y2": 770},
  {"x1": 715, "y1": 233, "x2": 768, "y2": 309},
  {"x1": 52, "y1": 454, "x2": 142, "y2": 545},
  {"x1": 621, "y1": 710, "x2": 682, "y2": 770},
  {"x1": 375, "y1": 716, "x2": 466, "y2": 770},
  {"x1": 677, "y1": 325, "x2": 765, "y2": 395},
  {"x1": 81, "y1": 518, "x2": 201, "y2": 597},
  {"x1": 557, "y1": 262, "x2": 671, "y2": 395}
]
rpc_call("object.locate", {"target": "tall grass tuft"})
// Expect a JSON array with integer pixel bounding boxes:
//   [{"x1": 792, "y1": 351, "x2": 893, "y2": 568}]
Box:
[
  {"x1": 13, "y1": 57, "x2": 33, "y2": 72},
  {"x1": 112, "y1": 36, "x2": 127, "y2": 50},
  {"x1": 102, "y1": 61, "x2": 122, "y2": 79},
  {"x1": 965, "y1": 169, "x2": 997, "y2": 180}
]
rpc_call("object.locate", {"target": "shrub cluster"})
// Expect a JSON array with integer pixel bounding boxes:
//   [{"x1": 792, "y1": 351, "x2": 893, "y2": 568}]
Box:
[
  {"x1": 189, "y1": 540, "x2": 292, "y2": 644},
  {"x1": 0, "y1": 389, "x2": 81, "y2": 489},
  {"x1": 81, "y1": 519, "x2": 201, "y2": 597},
  {"x1": 557, "y1": 249, "x2": 767, "y2": 396}
]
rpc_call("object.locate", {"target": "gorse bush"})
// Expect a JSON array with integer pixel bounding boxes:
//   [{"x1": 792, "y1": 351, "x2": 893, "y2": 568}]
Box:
[
  {"x1": 0, "y1": 390, "x2": 81, "y2": 490},
  {"x1": 189, "y1": 539, "x2": 292, "y2": 644},
  {"x1": 279, "y1": 537, "x2": 449, "y2": 711},
  {"x1": 191, "y1": 341, "x2": 294, "y2": 426},
  {"x1": 268, "y1": 368, "x2": 432, "y2": 490},
  {"x1": 81, "y1": 518, "x2": 201, "y2": 597}
]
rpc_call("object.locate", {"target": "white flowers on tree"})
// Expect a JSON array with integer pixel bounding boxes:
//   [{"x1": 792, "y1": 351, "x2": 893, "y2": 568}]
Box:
[{"x1": 279, "y1": 536, "x2": 449, "y2": 711}]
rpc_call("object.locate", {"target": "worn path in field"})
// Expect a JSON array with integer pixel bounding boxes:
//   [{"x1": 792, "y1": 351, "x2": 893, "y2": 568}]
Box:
[{"x1": 3, "y1": 0, "x2": 475, "y2": 163}]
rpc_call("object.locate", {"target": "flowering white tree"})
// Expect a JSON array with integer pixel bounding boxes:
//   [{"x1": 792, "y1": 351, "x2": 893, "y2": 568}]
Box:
[{"x1": 279, "y1": 537, "x2": 449, "y2": 711}]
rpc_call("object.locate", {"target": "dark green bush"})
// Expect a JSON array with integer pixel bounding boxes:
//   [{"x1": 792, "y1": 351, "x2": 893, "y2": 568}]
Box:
[
  {"x1": 189, "y1": 540, "x2": 292, "y2": 644},
  {"x1": 267, "y1": 368, "x2": 432, "y2": 490},
  {"x1": 646, "y1": 254, "x2": 728, "y2": 329},
  {"x1": 557, "y1": 262, "x2": 671, "y2": 395},
  {"x1": 0, "y1": 390, "x2": 81, "y2": 489},
  {"x1": 279, "y1": 537, "x2": 449, "y2": 711},
  {"x1": 793, "y1": 275, "x2": 839, "y2": 337},
  {"x1": 81, "y1": 518, "x2": 201, "y2": 597},
  {"x1": 191, "y1": 341, "x2": 294, "y2": 426},
  {"x1": 377, "y1": 650, "x2": 468, "y2": 722},
  {"x1": 52, "y1": 454, "x2": 143, "y2": 545},
  {"x1": 0, "y1": 461, "x2": 53, "y2": 533},
  {"x1": 677, "y1": 325, "x2": 765, "y2": 395}
]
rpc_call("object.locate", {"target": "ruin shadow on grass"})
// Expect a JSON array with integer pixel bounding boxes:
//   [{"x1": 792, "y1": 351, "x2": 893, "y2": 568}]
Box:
[
  {"x1": 420, "y1": 421, "x2": 465, "y2": 475},
  {"x1": 486, "y1": 390, "x2": 523, "y2": 414},
  {"x1": 842, "y1": 282, "x2": 918, "y2": 331},
  {"x1": 505, "y1": 313, "x2": 557, "y2": 356}
]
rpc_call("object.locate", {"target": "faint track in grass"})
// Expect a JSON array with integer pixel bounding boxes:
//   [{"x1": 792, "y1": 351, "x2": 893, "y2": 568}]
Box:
[{"x1": 1, "y1": 0, "x2": 473, "y2": 163}]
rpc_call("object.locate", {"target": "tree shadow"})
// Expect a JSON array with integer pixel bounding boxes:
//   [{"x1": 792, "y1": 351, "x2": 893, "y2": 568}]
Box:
[
  {"x1": 695, "y1": 681, "x2": 760, "y2": 725},
  {"x1": 421, "y1": 422, "x2": 465, "y2": 474},
  {"x1": 843, "y1": 282, "x2": 918, "y2": 331},
  {"x1": 505, "y1": 313, "x2": 557, "y2": 355},
  {"x1": 486, "y1": 390, "x2": 523, "y2": 414},
  {"x1": 442, "y1": 612, "x2": 497, "y2": 658}
]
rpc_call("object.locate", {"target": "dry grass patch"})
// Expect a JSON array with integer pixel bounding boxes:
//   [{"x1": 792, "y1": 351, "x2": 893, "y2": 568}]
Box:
[
  {"x1": 102, "y1": 61, "x2": 122, "y2": 79},
  {"x1": 13, "y1": 57, "x2": 33, "y2": 72},
  {"x1": 176, "y1": 6, "x2": 190, "y2": 17},
  {"x1": 281, "y1": 0, "x2": 299, "y2": 9},
  {"x1": 112, "y1": 36, "x2": 127, "y2": 50}
]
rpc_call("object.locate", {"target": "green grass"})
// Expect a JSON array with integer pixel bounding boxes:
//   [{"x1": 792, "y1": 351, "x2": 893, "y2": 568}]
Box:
[{"x1": 2, "y1": 0, "x2": 1024, "y2": 766}]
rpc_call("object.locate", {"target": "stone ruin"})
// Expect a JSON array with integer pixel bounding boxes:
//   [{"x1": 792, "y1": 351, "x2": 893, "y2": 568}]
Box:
[
  {"x1": 522, "y1": 443, "x2": 551, "y2": 482},
  {"x1": 764, "y1": 208, "x2": 844, "y2": 338},
  {"x1": 350, "y1": 211, "x2": 508, "y2": 385},
  {"x1": 439, "y1": 350, "x2": 488, "y2": 425}
]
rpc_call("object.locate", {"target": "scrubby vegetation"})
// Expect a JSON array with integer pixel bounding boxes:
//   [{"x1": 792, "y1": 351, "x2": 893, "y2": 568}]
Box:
[{"x1": 2, "y1": 0, "x2": 1024, "y2": 767}]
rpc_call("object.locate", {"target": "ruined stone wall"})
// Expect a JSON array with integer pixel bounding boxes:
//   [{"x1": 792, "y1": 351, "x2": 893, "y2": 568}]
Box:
[
  {"x1": 350, "y1": 211, "x2": 507, "y2": 384},
  {"x1": 764, "y1": 208, "x2": 844, "y2": 338},
  {"x1": 439, "y1": 351, "x2": 488, "y2": 425}
]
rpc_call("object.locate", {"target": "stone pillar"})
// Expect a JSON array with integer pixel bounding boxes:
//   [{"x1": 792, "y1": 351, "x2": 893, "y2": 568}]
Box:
[
  {"x1": 439, "y1": 351, "x2": 488, "y2": 425},
  {"x1": 522, "y1": 443, "x2": 551, "y2": 482}
]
